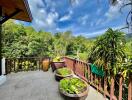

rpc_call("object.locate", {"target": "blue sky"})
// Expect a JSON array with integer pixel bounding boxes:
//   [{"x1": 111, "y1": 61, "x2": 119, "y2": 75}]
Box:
[{"x1": 21, "y1": 0, "x2": 129, "y2": 37}]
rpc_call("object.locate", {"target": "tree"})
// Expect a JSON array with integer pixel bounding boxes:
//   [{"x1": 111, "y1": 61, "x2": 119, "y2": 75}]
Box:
[
  {"x1": 89, "y1": 28, "x2": 126, "y2": 98},
  {"x1": 89, "y1": 28, "x2": 126, "y2": 74},
  {"x1": 2, "y1": 20, "x2": 28, "y2": 58},
  {"x1": 53, "y1": 31, "x2": 72, "y2": 57}
]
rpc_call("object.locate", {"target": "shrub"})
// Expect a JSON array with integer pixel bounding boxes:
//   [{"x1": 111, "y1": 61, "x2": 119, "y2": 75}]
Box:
[
  {"x1": 60, "y1": 77, "x2": 87, "y2": 94},
  {"x1": 56, "y1": 68, "x2": 72, "y2": 76}
]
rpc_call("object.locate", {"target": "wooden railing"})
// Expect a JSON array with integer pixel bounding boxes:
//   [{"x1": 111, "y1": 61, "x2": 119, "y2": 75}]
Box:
[
  {"x1": 63, "y1": 57, "x2": 132, "y2": 100},
  {"x1": 5, "y1": 57, "x2": 49, "y2": 74}
]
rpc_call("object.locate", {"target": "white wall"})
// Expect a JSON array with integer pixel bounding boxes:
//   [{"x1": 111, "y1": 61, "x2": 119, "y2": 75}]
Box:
[
  {"x1": 0, "y1": 58, "x2": 6, "y2": 85},
  {"x1": 2, "y1": 58, "x2": 5, "y2": 75}
]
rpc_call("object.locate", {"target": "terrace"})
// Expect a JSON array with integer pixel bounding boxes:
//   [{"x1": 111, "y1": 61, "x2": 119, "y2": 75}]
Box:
[
  {"x1": 0, "y1": 57, "x2": 131, "y2": 100},
  {"x1": 0, "y1": 0, "x2": 132, "y2": 100},
  {"x1": 0, "y1": 69, "x2": 106, "y2": 100}
]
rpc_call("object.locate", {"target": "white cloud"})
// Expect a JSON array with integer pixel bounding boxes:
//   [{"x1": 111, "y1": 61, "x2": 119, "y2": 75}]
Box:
[
  {"x1": 75, "y1": 25, "x2": 125, "y2": 38},
  {"x1": 95, "y1": 18, "x2": 105, "y2": 26},
  {"x1": 59, "y1": 10, "x2": 73, "y2": 22},
  {"x1": 104, "y1": 0, "x2": 127, "y2": 21},
  {"x1": 59, "y1": 15, "x2": 71, "y2": 22},
  {"x1": 27, "y1": 0, "x2": 59, "y2": 31},
  {"x1": 79, "y1": 15, "x2": 89, "y2": 25},
  {"x1": 70, "y1": 0, "x2": 80, "y2": 6}
]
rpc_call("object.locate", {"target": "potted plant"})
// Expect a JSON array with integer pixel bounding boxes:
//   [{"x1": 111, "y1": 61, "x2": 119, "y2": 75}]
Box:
[
  {"x1": 51, "y1": 56, "x2": 65, "y2": 72},
  {"x1": 59, "y1": 77, "x2": 89, "y2": 100},
  {"x1": 42, "y1": 57, "x2": 50, "y2": 71},
  {"x1": 55, "y1": 68, "x2": 73, "y2": 81}
]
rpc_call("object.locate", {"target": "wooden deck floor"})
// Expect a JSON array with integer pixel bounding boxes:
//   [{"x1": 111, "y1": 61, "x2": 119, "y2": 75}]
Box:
[{"x1": 0, "y1": 69, "x2": 108, "y2": 100}]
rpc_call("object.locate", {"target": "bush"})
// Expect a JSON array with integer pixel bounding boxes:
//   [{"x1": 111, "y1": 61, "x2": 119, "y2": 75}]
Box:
[
  {"x1": 59, "y1": 77, "x2": 87, "y2": 94},
  {"x1": 56, "y1": 68, "x2": 72, "y2": 76}
]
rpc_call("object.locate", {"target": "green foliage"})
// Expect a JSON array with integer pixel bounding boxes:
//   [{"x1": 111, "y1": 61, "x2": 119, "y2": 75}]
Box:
[
  {"x1": 2, "y1": 20, "x2": 132, "y2": 65},
  {"x1": 56, "y1": 68, "x2": 72, "y2": 76},
  {"x1": 2, "y1": 20, "x2": 94, "y2": 60},
  {"x1": 15, "y1": 60, "x2": 37, "y2": 71},
  {"x1": 53, "y1": 56, "x2": 62, "y2": 62},
  {"x1": 60, "y1": 78, "x2": 87, "y2": 94},
  {"x1": 121, "y1": 57, "x2": 132, "y2": 78},
  {"x1": 89, "y1": 28, "x2": 126, "y2": 75}
]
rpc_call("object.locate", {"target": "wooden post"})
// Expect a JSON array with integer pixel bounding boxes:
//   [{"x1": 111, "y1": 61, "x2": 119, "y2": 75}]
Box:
[
  {"x1": 73, "y1": 59, "x2": 76, "y2": 73},
  {"x1": 0, "y1": 6, "x2": 2, "y2": 75},
  {"x1": 87, "y1": 64, "x2": 90, "y2": 81},
  {"x1": 128, "y1": 75, "x2": 132, "y2": 100},
  {"x1": 91, "y1": 71, "x2": 93, "y2": 84},
  {"x1": 5, "y1": 59, "x2": 8, "y2": 75},
  {"x1": 118, "y1": 76, "x2": 123, "y2": 100}
]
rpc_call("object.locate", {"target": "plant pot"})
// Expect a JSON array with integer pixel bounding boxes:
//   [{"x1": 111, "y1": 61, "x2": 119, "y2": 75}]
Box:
[
  {"x1": 59, "y1": 77, "x2": 89, "y2": 100},
  {"x1": 51, "y1": 61, "x2": 65, "y2": 72},
  {"x1": 42, "y1": 59, "x2": 50, "y2": 71},
  {"x1": 55, "y1": 68, "x2": 73, "y2": 81}
]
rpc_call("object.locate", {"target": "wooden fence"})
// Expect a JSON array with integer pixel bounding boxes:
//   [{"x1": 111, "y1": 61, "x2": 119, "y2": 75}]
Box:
[
  {"x1": 63, "y1": 57, "x2": 132, "y2": 100},
  {"x1": 5, "y1": 57, "x2": 49, "y2": 74}
]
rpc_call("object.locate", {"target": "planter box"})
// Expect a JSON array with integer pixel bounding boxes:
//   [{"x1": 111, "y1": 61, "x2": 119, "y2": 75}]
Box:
[
  {"x1": 55, "y1": 69, "x2": 73, "y2": 81},
  {"x1": 42, "y1": 59, "x2": 50, "y2": 71},
  {"x1": 51, "y1": 61, "x2": 65, "y2": 72},
  {"x1": 59, "y1": 77, "x2": 89, "y2": 100}
]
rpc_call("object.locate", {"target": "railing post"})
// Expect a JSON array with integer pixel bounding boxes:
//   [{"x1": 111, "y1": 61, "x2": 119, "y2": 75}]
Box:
[
  {"x1": 0, "y1": 6, "x2": 2, "y2": 76},
  {"x1": 87, "y1": 64, "x2": 90, "y2": 81},
  {"x1": 118, "y1": 75, "x2": 123, "y2": 100},
  {"x1": 73, "y1": 59, "x2": 76, "y2": 73},
  {"x1": 128, "y1": 74, "x2": 132, "y2": 100}
]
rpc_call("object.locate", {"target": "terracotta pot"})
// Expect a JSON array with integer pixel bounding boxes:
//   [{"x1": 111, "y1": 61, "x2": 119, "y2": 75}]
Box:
[
  {"x1": 51, "y1": 61, "x2": 65, "y2": 72},
  {"x1": 55, "y1": 68, "x2": 73, "y2": 81},
  {"x1": 59, "y1": 77, "x2": 89, "y2": 100},
  {"x1": 42, "y1": 59, "x2": 50, "y2": 71}
]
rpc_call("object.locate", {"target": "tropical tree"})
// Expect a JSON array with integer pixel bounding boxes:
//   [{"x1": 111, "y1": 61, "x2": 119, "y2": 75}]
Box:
[
  {"x1": 89, "y1": 28, "x2": 125, "y2": 74},
  {"x1": 88, "y1": 28, "x2": 126, "y2": 98},
  {"x1": 53, "y1": 31, "x2": 72, "y2": 57}
]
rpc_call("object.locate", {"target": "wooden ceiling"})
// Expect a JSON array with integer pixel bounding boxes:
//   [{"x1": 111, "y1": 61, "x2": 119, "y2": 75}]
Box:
[{"x1": 0, "y1": 0, "x2": 32, "y2": 22}]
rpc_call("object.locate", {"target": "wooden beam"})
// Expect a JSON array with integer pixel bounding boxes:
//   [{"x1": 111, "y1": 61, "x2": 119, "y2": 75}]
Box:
[{"x1": 0, "y1": 8, "x2": 21, "y2": 24}]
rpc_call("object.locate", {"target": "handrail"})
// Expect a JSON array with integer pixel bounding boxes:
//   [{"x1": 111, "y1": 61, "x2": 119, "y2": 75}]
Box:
[{"x1": 63, "y1": 56, "x2": 131, "y2": 100}]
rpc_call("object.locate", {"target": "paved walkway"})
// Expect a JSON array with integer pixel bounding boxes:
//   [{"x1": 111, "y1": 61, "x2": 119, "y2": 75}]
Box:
[{"x1": 0, "y1": 69, "x2": 108, "y2": 100}]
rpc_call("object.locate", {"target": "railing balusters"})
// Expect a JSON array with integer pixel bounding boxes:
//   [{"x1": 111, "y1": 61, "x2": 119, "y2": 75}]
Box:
[
  {"x1": 88, "y1": 64, "x2": 91, "y2": 82},
  {"x1": 5, "y1": 57, "x2": 50, "y2": 73}
]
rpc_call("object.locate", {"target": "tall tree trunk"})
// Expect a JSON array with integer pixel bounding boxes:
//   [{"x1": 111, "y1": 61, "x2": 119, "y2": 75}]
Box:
[{"x1": 110, "y1": 75, "x2": 115, "y2": 100}]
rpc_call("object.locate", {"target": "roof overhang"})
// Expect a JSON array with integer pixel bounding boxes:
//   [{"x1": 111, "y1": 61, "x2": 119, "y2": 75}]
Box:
[{"x1": 0, "y1": 0, "x2": 32, "y2": 22}]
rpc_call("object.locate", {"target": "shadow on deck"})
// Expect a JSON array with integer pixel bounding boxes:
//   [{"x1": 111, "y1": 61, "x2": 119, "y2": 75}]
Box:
[{"x1": 0, "y1": 69, "x2": 108, "y2": 100}]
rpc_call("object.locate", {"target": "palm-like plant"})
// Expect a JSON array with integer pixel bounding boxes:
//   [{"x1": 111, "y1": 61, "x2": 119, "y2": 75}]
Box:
[
  {"x1": 89, "y1": 28, "x2": 125, "y2": 74},
  {"x1": 89, "y1": 28, "x2": 126, "y2": 99}
]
